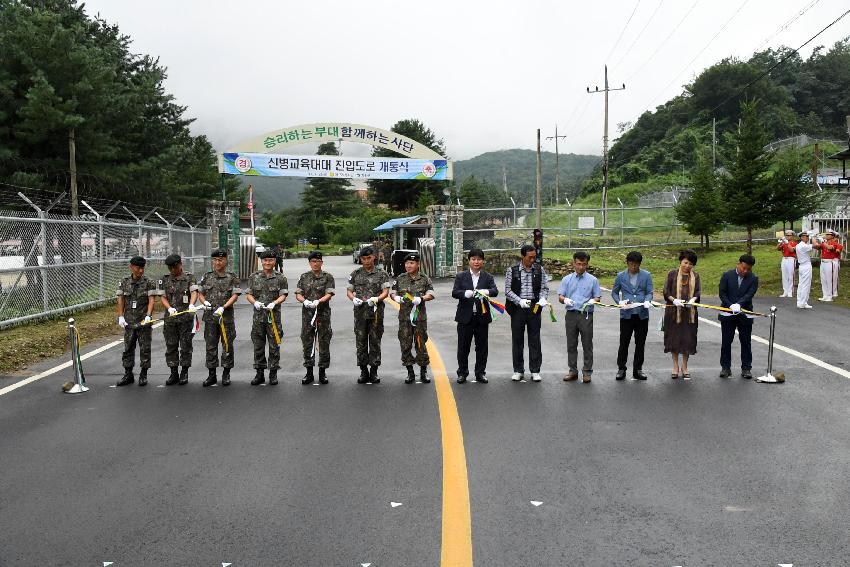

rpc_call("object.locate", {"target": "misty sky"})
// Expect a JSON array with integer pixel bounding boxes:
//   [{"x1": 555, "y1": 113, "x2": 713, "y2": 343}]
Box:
[{"x1": 83, "y1": 0, "x2": 849, "y2": 160}]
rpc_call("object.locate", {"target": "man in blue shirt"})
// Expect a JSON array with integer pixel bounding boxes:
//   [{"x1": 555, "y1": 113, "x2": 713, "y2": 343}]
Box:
[
  {"x1": 557, "y1": 251, "x2": 602, "y2": 383},
  {"x1": 611, "y1": 251, "x2": 654, "y2": 381}
]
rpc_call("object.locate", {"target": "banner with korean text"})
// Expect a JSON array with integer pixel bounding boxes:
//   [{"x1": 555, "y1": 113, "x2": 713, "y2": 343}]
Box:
[{"x1": 222, "y1": 152, "x2": 449, "y2": 180}]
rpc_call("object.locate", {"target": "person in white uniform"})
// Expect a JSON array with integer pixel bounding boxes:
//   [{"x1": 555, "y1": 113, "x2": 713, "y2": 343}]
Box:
[
  {"x1": 776, "y1": 229, "x2": 797, "y2": 298},
  {"x1": 795, "y1": 231, "x2": 813, "y2": 309}
]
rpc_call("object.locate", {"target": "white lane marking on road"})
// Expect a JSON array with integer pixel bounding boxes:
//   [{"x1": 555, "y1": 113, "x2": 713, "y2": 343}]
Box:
[
  {"x1": 723, "y1": 505, "x2": 752, "y2": 512},
  {"x1": 222, "y1": 563, "x2": 233, "y2": 567},
  {"x1": 530, "y1": 500, "x2": 543, "y2": 507},
  {"x1": 778, "y1": 564, "x2": 793, "y2": 566},
  {"x1": 103, "y1": 563, "x2": 113, "y2": 566},
  {"x1": 699, "y1": 316, "x2": 850, "y2": 380},
  {"x1": 156, "y1": 384, "x2": 165, "y2": 388},
  {"x1": 0, "y1": 322, "x2": 164, "y2": 397},
  {"x1": 361, "y1": 563, "x2": 372, "y2": 567},
  {"x1": 390, "y1": 501, "x2": 402, "y2": 508}
]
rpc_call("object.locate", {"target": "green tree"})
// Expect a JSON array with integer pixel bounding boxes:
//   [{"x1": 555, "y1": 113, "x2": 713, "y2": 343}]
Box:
[
  {"x1": 675, "y1": 150, "x2": 723, "y2": 249},
  {"x1": 298, "y1": 141, "x2": 352, "y2": 215},
  {"x1": 720, "y1": 100, "x2": 776, "y2": 253},
  {"x1": 770, "y1": 147, "x2": 825, "y2": 230},
  {"x1": 367, "y1": 119, "x2": 448, "y2": 210}
]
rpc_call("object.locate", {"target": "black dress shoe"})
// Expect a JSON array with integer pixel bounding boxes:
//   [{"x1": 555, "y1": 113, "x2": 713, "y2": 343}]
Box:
[
  {"x1": 116, "y1": 370, "x2": 134, "y2": 387},
  {"x1": 741, "y1": 369, "x2": 752, "y2": 379},
  {"x1": 457, "y1": 375, "x2": 467, "y2": 384},
  {"x1": 632, "y1": 370, "x2": 648, "y2": 381},
  {"x1": 719, "y1": 368, "x2": 732, "y2": 378},
  {"x1": 318, "y1": 367, "x2": 328, "y2": 384},
  {"x1": 475, "y1": 374, "x2": 488, "y2": 383},
  {"x1": 615, "y1": 368, "x2": 627, "y2": 381}
]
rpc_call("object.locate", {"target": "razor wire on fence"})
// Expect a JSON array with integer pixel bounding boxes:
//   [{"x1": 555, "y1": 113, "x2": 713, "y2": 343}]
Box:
[{"x1": 0, "y1": 190, "x2": 212, "y2": 329}]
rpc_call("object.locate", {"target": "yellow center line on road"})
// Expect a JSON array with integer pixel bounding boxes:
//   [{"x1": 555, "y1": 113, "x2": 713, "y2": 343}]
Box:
[{"x1": 389, "y1": 300, "x2": 473, "y2": 566}]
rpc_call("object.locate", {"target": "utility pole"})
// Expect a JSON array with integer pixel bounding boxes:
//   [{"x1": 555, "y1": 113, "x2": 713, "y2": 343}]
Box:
[
  {"x1": 502, "y1": 163, "x2": 508, "y2": 194},
  {"x1": 587, "y1": 65, "x2": 625, "y2": 230},
  {"x1": 69, "y1": 128, "x2": 78, "y2": 218},
  {"x1": 546, "y1": 125, "x2": 568, "y2": 205},
  {"x1": 712, "y1": 117, "x2": 716, "y2": 169},
  {"x1": 536, "y1": 128, "x2": 542, "y2": 229}
]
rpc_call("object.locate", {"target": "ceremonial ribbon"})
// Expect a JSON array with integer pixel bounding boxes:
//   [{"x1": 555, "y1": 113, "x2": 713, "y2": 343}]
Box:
[
  {"x1": 269, "y1": 309, "x2": 282, "y2": 346},
  {"x1": 648, "y1": 300, "x2": 768, "y2": 318},
  {"x1": 140, "y1": 308, "x2": 196, "y2": 325},
  {"x1": 474, "y1": 291, "x2": 506, "y2": 322},
  {"x1": 311, "y1": 314, "x2": 319, "y2": 358},
  {"x1": 218, "y1": 313, "x2": 229, "y2": 353},
  {"x1": 531, "y1": 301, "x2": 558, "y2": 322}
]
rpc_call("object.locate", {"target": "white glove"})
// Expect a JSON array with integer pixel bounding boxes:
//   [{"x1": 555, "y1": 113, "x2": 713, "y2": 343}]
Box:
[
  {"x1": 519, "y1": 298, "x2": 532, "y2": 309},
  {"x1": 167, "y1": 307, "x2": 178, "y2": 316},
  {"x1": 411, "y1": 296, "x2": 422, "y2": 306},
  {"x1": 618, "y1": 299, "x2": 630, "y2": 307},
  {"x1": 536, "y1": 297, "x2": 548, "y2": 306},
  {"x1": 643, "y1": 300, "x2": 653, "y2": 309},
  {"x1": 730, "y1": 303, "x2": 741, "y2": 314},
  {"x1": 392, "y1": 295, "x2": 403, "y2": 304},
  {"x1": 143, "y1": 315, "x2": 152, "y2": 325},
  {"x1": 367, "y1": 296, "x2": 380, "y2": 306},
  {"x1": 265, "y1": 302, "x2": 276, "y2": 310},
  {"x1": 673, "y1": 298, "x2": 685, "y2": 307},
  {"x1": 477, "y1": 289, "x2": 490, "y2": 297},
  {"x1": 188, "y1": 303, "x2": 199, "y2": 313},
  {"x1": 253, "y1": 301, "x2": 264, "y2": 310},
  {"x1": 118, "y1": 316, "x2": 126, "y2": 328},
  {"x1": 464, "y1": 290, "x2": 474, "y2": 299},
  {"x1": 214, "y1": 306, "x2": 224, "y2": 317},
  {"x1": 563, "y1": 297, "x2": 574, "y2": 308},
  {"x1": 688, "y1": 297, "x2": 697, "y2": 305},
  {"x1": 352, "y1": 297, "x2": 364, "y2": 307},
  {"x1": 304, "y1": 299, "x2": 316, "y2": 309},
  {"x1": 203, "y1": 300, "x2": 211, "y2": 308}
]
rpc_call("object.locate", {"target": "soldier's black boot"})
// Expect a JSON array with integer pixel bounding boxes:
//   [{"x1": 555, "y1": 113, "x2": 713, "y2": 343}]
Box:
[
  {"x1": 302, "y1": 366, "x2": 314, "y2": 385},
  {"x1": 179, "y1": 366, "x2": 189, "y2": 385},
  {"x1": 318, "y1": 367, "x2": 328, "y2": 384},
  {"x1": 269, "y1": 369, "x2": 278, "y2": 385},
  {"x1": 358, "y1": 365, "x2": 369, "y2": 384},
  {"x1": 116, "y1": 368, "x2": 134, "y2": 387},
  {"x1": 203, "y1": 368, "x2": 217, "y2": 387},
  {"x1": 251, "y1": 369, "x2": 265, "y2": 386},
  {"x1": 420, "y1": 365, "x2": 430, "y2": 384},
  {"x1": 405, "y1": 365, "x2": 415, "y2": 384},
  {"x1": 166, "y1": 367, "x2": 179, "y2": 386},
  {"x1": 138, "y1": 368, "x2": 148, "y2": 386},
  {"x1": 222, "y1": 368, "x2": 231, "y2": 386},
  {"x1": 370, "y1": 365, "x2": 380, "y2": 384}
]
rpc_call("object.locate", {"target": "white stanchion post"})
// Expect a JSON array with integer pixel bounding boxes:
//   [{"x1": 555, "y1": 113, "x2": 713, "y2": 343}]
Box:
[{"x1": 756, "y1": 306, "x2": 784, "y2": 383}]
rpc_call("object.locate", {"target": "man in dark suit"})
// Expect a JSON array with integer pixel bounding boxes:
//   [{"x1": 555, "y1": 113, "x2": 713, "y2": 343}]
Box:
[
  {"x1": 718, "y1": 254, "x2": 759, "y2": 379},
  {"x1": 451, "y1": 249, "x2": 499, "y2": 383}
]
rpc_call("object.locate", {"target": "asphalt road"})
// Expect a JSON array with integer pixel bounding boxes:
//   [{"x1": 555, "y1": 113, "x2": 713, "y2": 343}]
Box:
[{"x1": 1, "y1": 254, "x2": 849, "y2": 566}]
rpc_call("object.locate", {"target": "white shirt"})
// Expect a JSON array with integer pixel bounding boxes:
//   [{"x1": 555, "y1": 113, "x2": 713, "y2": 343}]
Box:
[
  {"x1": 796, "y1": 241, "x2": 813, "y2": 265},
  {"x1": 470, "y1": 269, "x2": 480, "y2": 289}
]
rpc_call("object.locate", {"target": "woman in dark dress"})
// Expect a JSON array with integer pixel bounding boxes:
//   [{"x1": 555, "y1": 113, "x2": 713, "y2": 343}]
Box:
[{"x1": 663, "y1": 250, "x2": 701, "y2": 380}]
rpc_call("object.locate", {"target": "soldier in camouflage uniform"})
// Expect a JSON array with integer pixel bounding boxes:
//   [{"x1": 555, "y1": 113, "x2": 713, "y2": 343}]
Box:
[
  {"x1": 246, "y1": 249, "x2": 288, "y2": 386},
  {"x1": 198, "y1": 248, "x2": 241, "y2": 387},
  {"x1": 392, "y1": 252, "x2": 435, "y2": 384},
  {"x1": 295, "y1": 251, "x2": 335, "y2": 385},
  {"x1": 346, "y1": 246, "x2": 391, "y2": 384},
  {"x1": 158, "y1": 254, "x2": 199, "y2": 385},
  {"x1": 116, "y1": 256, "x2": 157, "y2": 386}
]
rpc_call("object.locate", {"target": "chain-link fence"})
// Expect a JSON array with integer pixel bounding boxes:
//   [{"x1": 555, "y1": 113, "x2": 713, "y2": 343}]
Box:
[
  {"x1": 0, "y1": 191, "x2": 211, "y2": 329},
  {"x1": 461, "y1": 202, "x2": 784, "y2": 253}
]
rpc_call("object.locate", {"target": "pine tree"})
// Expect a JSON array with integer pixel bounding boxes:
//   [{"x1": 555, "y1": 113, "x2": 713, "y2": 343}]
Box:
[
  {"x1": 770, "y1": 147, "x2": 825, "y2": 230},
  {"x1": 676, "y1": 150, "x2": 723, "y2": 249},
  {"x1": 720, "y1": 100, "x2": 776, "y2": 253}
]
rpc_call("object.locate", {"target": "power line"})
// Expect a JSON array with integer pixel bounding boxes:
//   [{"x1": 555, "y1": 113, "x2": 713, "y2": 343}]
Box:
[
  {"x1": 752, "y1": 0, "x2": 822, "y2": 53},
  {"x1": 625, "y1": 0, "x2": 700, "y2": 83},
  {"x1": 709, "y1": 7, "x2": 850, "y2": 115},
  {"x1": 643, "y1": 0, "x2": 752, "y2": 110},
  {"x1": 611, "y1": 0, "x2": 665, "y2": 72},
  {"x1": 605, "y1": 0, "x2": 642, "y2": 63}
]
